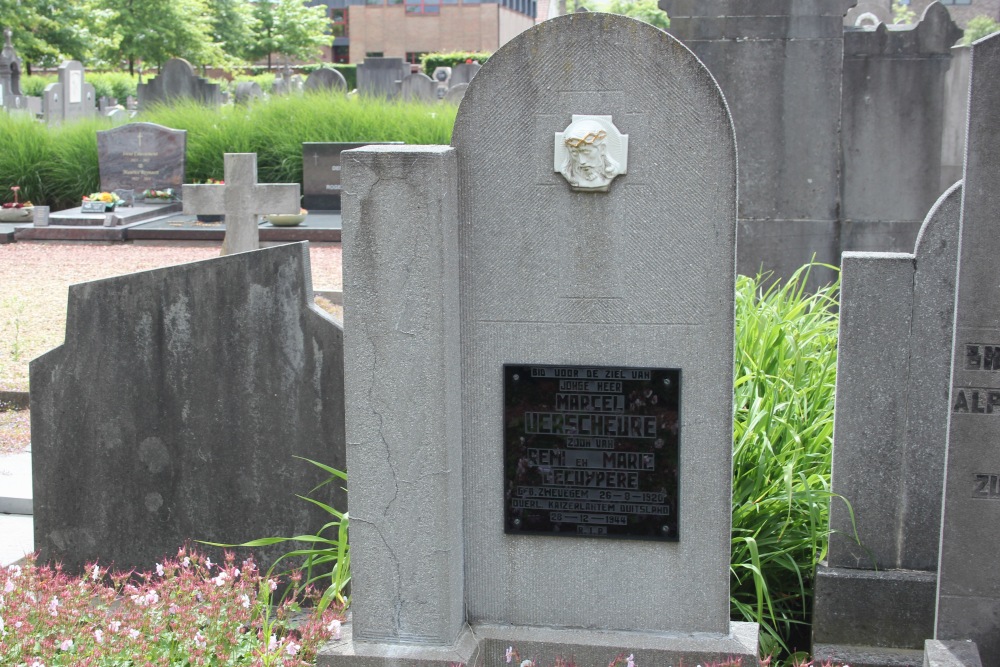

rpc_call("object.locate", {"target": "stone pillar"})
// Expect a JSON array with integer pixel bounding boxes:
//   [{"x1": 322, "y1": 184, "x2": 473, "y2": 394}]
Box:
[{"x1": 326, "y1": 145, "x2": 474, "y2": 665}]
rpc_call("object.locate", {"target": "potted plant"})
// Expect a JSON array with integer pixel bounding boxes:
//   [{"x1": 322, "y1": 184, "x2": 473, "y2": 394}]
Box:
[
  {"x1": 0, "y1": 186, "x2": 33, "y2": 222},
  {"x1": 83, "y1": 191, "x2": 122, "y2": 212}
]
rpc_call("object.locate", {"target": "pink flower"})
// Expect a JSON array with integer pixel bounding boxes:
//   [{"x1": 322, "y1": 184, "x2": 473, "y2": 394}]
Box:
[
  {"x1": 94, "y1": 628, "x2": 104, "y2": 644},
  {"x1": 156, "y1": 562, "x2": 164, "y2": 577},
  {"x1": 328, "y1": 619, "x2": 342, "y2": 639},
  {"x1": 268, "y1": 634, "x2": 278, "y2": 652},
  {"x1": 213, "y1": 571, "x2": 228, "y2": 587},
  {"x1": 195, "y1": 631, "x2": 206, "y2": 648},
  {"x1": 240, "y1": 594, "x2": 251, "y2": 609},
  {"x1": 627, "y1": 655, "x2": 635, "y2": 667},
  {"x1": 205, "y1": 557, "x2": 214, "y2": 570},
  {"x1": 4, "y1": 579, "x2": 13, "y2": 593},
  {"x1": 109, "y1": 620, "x2": 121, "y2": 632},
  {"x1": 48, "y1": 597, "x2": 60, "y2": 617},
  {"x1": 506, "y1": 646, "x2": 514, "y2": 663},
  {"x1": 233, "y1": 566, "x2": 240, "y2": 578},
  {"x1": 268, "y1": 578, "x2": 278, "y2": 591},
  {"x1": 286, "y1": 640, "x2": 301, "y2": 656},
  {"x1": 59, "y1": 639, "x2": 73, "y2": 651},
  {"x1": 91, "y1": 565, "x2": 101, "y2": 581},
  {"x1": 182, "y1": 557, "x2": 191, "y2": 568},
  {"x1": 129, "y1": 628, "x2": 140, "y2": 640}
]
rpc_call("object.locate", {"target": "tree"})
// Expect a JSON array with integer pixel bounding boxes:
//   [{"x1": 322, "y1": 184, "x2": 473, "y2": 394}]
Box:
[
  {"x1": 207, "y1": 0, "x2": 257, "y2": 65},
  {"x1": 604, "y1": 0, "x2": 669, "y2": 30},
  {"x1": 91, "y1": 0, "x2": 223, "y2": 74},
  {"x1": 963, "y1": 15, "x2": 1000, "y2": 45},
  {"x1": 0, "y1": 0, "x2": 91, "y2": 72},
  {"x1": 245, "y1": 0, "x2": 329, "y2": 69}
]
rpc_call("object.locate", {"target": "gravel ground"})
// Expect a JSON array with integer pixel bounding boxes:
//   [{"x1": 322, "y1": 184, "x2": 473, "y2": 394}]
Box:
[{"x1": 0, "y1": 241, "x2": 343, "y2": 455}]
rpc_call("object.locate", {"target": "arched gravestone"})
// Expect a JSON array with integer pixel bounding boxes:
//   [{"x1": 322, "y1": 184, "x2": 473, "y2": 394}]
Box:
[
  {"x1": 234, "y1": 81, "x2": 263, "y2": 105},
  {"x1": 332, "y1": 12, "x2": 754, "y2": 666},
  {"x1": 304, "y1": 67, "x2": 347, "y2": 93},
  {"x1": 137, "y1": 58, "x2": 222, "y2": 108},
  {"x1": 400, "y1": 72, "x2": 436, "y2": 102}
]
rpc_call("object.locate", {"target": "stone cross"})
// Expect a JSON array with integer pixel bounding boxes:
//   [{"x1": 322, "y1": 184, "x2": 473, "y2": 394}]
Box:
[{"x1": 183, "y1": 153, "x2": 299, "y2": 255}]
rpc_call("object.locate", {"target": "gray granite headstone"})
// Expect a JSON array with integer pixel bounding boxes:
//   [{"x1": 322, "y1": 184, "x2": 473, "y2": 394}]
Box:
[
  {"x1": 442, "y1": 82, "x2": 468, "y2": 105},
  {"x1": 97, "y1": 122, "x2": 186, "y2": 193},
  {"x1": 137, "y1": 58, "x2": 222, "y2": 108},
  {"x1": 400, "y1": 72, "x2": 436, "y2": 102},
  {"x1": 42, "y1": 60, "x2": 96, "y2": 125},
  {"x1": 326, "y1": 13, "x2": 756, "y2": 667},
  {"x1": 936, "y1": 32, "x2": 1000, "y2": 666},
  {"x1": 356, "y1": 57, "x2": 408, "y2": 98},
  {"x1": 812, "y1": 181, "x2": 962, "y2": 663},
  {"x1": 234, "y1": 81, "x2": 262, "y2": 105},
  {"x1": 30, "y1": 242, "x2": 346, "y2": 575},
  {"x1": 302, "y1": 142, "x2": 402, "y2": 210},
  {"x1": 304, "y1": 67, "x2": 347, "y2": 93},
  {"x1": 183, "y1": 153, "x2": 299, "y2": 255},
  {"x1": 449, "y1": 61, "x2": 481, "y2": 86}
]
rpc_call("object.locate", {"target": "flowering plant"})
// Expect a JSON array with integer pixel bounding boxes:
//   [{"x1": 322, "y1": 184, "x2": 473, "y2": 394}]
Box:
[
  {"x1": 83, "y1": 192, "x2": 122, "y2": 206},
  {"x1": 0, "y1": 547, "x2": 344, "y2": 667},
  {"x1": 2, "y1": 186, "x2": 32, "y2": 209},
  {"x1": 205, "y1": 178, "x2": 224, "y2": 185},
  {"x1": 141, "y1": 188, "x2": 176, "y2": 200}
]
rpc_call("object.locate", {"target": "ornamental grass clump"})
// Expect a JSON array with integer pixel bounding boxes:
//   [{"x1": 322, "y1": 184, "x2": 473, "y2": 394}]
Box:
[
  {"x1": 0, "y1": 548, "x2": 344, "y2": 667},
  {"x1": 730, "y1": 264, "x2": 842, "y2": 663}
]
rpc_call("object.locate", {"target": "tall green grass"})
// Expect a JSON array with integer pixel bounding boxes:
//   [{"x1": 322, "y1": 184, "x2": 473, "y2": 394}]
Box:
[
  {"x1": 0, "y1": 94, "x2": 456, "y2": 207},
  {"x1": 731, "y1": 264, "x2": 840, "y2": 662}
]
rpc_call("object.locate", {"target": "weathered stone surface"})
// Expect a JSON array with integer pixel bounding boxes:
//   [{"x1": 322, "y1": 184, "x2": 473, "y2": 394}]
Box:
[
  {"x1": 182, "y1": 153, "x2": 300, "y2": 255},
  {"x1": 304, "y1": 68, "x2": 347, "y2": 93},
  {"x1": 841, "y1": 4, "x2": 962, "y2": 228},
  {"x1": 137, "y1": 58, "x2": 221, "y2": 108},
  {"x1": 936, "y1": 32, "x2": 1000, "y2": 667},
  {"x1": 829, "y1": 181, "x2": 962, "y2": 573},
  {"x1": 845, "y1": 0, "x2": 892, "y2": 27},
  {"x1": 453, "y1": 12, "x2": 739, "y2": 638},
  {"x1": 97, "y1": 122, "x2": 186, "y2": 193},
  {"x1": 924, "y1": 640, "x2": 983, "y2": 667},
  {"x1": 341, "y1": 146, "x2": 463, "y2": 647},
  {"x1": 399, "y1": 72, "x2": 436, "y2": 102},
  {"x1": 356, "y1": 58, "x2": 408, "y2": 98},
  {"x1": 42, "y1": 60, "x2": 96, "y2": 125},
  {"x1": 30, "y1": 242, "x2": 346, "y2": 574}
]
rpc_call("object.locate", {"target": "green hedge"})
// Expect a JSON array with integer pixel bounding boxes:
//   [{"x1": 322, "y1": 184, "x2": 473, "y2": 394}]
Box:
[
  {"x1": 0, "y1": 93, "x2": 456, "y2": 210},
  {"x1": 420, "y1": 51, "x2": 490, "y2": 74}
]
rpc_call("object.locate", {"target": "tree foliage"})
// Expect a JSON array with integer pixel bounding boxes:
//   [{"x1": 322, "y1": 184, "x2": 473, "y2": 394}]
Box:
[
  {"x1": 963, "y1": 15, "x2": 1000, "y2": 45},
  {"x1": 244, "y1": 0, "x2": 330, "y2": 69}
]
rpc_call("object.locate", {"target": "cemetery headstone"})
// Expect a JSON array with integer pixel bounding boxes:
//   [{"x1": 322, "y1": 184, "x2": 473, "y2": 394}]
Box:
[
  {"x1": 289, "y1": 74, "x2": 305, "y2": 93},
  {"x1": 302, "y1": 142, "x2": 402, "y2": 211},
  {"x1": 326, "y1": 13, "x2": 756, "y2": 666},
  {"x1": 442, "y1": 82, "x2": 468, "y2": 105},
  {"x1": 42, "y1": 60, "x2": 97, "y2": 125},
  {"x1": 137, "y1": 58, "x2": 222, "y2": 108},
  {"x1": 400, "y1": 72, "x2": 436, "y2": 102},
  {"x1": 356, "y1": 57, "x2": 408, "y2": 98},
  {"x1": 234, "y1": 81, "x2": 262, "y2": 105},
  {"x1": 0, "y1": 28, "x2": 27, "y2": 111},
  {"x1": 304, "y1": 67, "x2": 347, "y2": 93},
  {"x1": 30, "y1": 242, "x2": 346, "y2": 575},
  {"x1": 812, "y1": 181, "x2": 963, "y2": 664},
  {"x1": 449, "y1": 61, "x2": 481, "y2": 86},
  {"x1": 936, "y1": 32, "x2": 1000, "y2": 666},
  {"x1": 183, "y1": 153, "x2": 300, "y2": 255},
  {"x1": 98, "y1": 122, "x2": 186, "y2": 194}
]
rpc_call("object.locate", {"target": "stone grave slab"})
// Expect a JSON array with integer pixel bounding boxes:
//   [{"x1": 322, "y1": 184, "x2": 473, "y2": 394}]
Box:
[
  {"x1": 936, "y1": 32, "x2": 1000, "y2": 666},
  {"x1": 304, "y1": 67, "x2": 347, "y2": 92},
  {"x1": 30, "y1": 242, "x2": 346, "y2": 575},
  {"x1": 137, "y1": 58, "x2": 221, "y2": 108},
  {"x1": 356, "y1": 57, "x2": 408, "y2": 98},
  {"x1": 302, "y1": 142, "x2": 402, "y2": 211},
  {"x1": 400, "y1": 72, "x2": 436, "y2": 102},
  {"x1": 42, "y1": 60, "x2": 96, "y2": 125},
  {"x1": 183, "y1": 153, "x2": 299, "y2": 255},
  {"x1": 325, "y1": 13, "x2": 755, "y2": 666},
  {"x1": 813, "y1": 181, "x2": 962, "y2": 662}
]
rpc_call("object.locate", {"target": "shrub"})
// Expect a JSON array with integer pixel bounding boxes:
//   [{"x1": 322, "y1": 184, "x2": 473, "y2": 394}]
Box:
[
  {"x1": 730, "y1": 264, "x2": 840, "y2": 663},
  {"x1": 963, "y1": 15, "x2": 1000, "y2": 44},
  {"x1": 88, "y1": 72, "x2": 141, "y2": 101},
  {"x1": 420, "y1": 51, "x2": 491, "y2": 74}
]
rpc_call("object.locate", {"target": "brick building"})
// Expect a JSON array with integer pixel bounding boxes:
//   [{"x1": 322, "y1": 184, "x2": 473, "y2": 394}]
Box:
[{"x1": 309, "y1": 0, "x2": 536, "y2": 64}]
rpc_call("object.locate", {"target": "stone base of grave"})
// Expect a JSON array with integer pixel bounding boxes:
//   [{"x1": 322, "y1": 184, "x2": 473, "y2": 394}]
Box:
[
  {"x1": 812, "y1": 564, "x2": 936, "y2": 655},
  {"x1": 46, "y1": 202, "x2": 181, "y2": 227},
  {"x1": 923, "y1": 640, "x2": 983, "y2": 667},
  {"x1": 813, "y1": 644, "x2": 926, "y2": 667},
  {"x1": 319, "y1": 621, "x2": 759, "y2": 667},
  {"x1": 317, "y1": 622, "x2": 480, "y2": 667}
]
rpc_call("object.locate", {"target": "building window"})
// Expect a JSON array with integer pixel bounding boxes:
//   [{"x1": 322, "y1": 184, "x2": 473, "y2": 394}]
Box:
[
  {"x1": 331, "y1": 7, "x2": 348, "y2": 38},
  {"x1": 405, "y1": 52, "x2": 428, "y2": 64},
  {"x1": 366, "y1": 51, "x2": 384, "y2": 57},
  {"x1": 463, "y1": 0, "x2": 481, "y2": 5},
  {"x1": 405, "y1": 0, "x2": 439, "y2": 14}
]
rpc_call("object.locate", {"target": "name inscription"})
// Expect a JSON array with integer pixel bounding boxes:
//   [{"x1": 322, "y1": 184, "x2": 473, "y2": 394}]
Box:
[{"x1": 504, "y1": 364, "x2": 680, "y2": 541}]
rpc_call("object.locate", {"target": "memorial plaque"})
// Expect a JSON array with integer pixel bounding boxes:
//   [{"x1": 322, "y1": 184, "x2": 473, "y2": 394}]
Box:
[
  {"x1": 97, "y1": 122, "x2": 186, "y2": 194},
  {"x1": 504, "y1": 364, "x2": 680, "y2": 540}
]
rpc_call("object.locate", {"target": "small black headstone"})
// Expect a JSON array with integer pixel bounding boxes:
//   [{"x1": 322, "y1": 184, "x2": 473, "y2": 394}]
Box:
[{"x1": 504, "y1": 364, "x2": 680, "y2": 541}]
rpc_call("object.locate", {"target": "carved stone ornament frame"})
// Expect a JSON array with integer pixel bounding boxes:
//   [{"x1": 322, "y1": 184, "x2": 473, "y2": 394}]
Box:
[{"x1": 554, "y1": 114, "x2": 629, "y2": 192}]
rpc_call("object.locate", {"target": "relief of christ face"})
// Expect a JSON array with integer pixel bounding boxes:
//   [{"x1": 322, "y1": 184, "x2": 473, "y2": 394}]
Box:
[{"x1": 558, "y1": 119, "x2": 623, "y2": 192}]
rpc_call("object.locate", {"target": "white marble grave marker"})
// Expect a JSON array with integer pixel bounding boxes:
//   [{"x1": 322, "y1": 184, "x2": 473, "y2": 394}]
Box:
[{"x1": 183, "y1": 153, "x2": 300, "y2": 255}]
